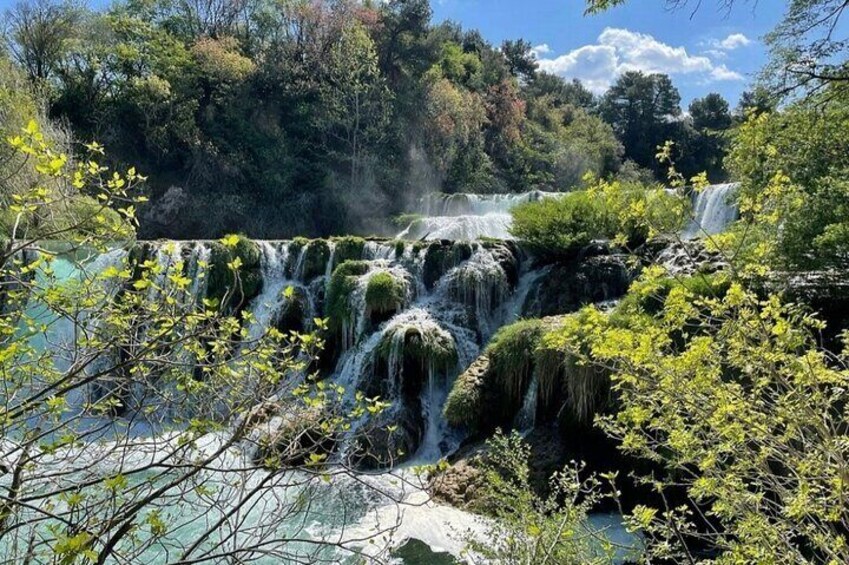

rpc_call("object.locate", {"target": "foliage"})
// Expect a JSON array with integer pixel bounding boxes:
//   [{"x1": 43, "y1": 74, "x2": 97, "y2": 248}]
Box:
[
  {"x1": 0, "y1": 0, "x2": 643, "y2": 238},
  {"x1": 466, "y1": 431, "x2": 619, "y2": 564},
  {"x1": 0, "y1": 122, "x2": 396, "y2": 563},
  {"x1": 549, "y1": 266, "x2": 849, "y2": 563},
  {"x1": 365, "y1": 270, "x2": 406, "y2": 315},
  {"x1": 510, "y1": 179, "x2": 688, "y2": 261},
  {"x1": 727, "y1": 89, "x2": 849, "y2": 270}
]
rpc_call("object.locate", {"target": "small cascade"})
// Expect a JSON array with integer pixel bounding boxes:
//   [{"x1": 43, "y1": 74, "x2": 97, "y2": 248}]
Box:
[
  {"x1": 683, "y1": 182, "x2": 740, "y2": 239},
  {"x1": 397, "y1": 190, "x2": 562, "y2": 241},
  {"x1": 247, "y1": 241, "x2": 292, "y2": 340},
  {"x1": 514, "y1": 374, "x2": 539, "y2": 432}
]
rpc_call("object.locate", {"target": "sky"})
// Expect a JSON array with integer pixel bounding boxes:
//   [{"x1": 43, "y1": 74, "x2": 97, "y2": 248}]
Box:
[{"x1": 431, "y1": 0, "x2": 784, "y2": 107}]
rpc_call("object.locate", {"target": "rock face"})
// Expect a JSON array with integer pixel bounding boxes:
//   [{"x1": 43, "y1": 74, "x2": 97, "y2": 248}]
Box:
[
  {"x1": 642, "y1": 237, "x2": 728, "y2": 276},
  {"x1": 522, "y1": 253, "x2": 633, "y2": 318}
]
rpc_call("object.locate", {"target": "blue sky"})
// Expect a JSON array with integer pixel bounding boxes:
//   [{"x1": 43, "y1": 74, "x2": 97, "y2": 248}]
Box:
[{"x1": 431, "y1": 0, "x2": 783, "y2": 107}]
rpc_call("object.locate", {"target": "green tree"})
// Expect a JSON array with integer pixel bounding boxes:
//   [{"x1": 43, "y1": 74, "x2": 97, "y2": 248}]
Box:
[
  {"x1": 599, "y1": 71, "x2": 682, "y2": 177},
  {"x1": 689, "y1": 92, "x2": 731, "y2": 131},
  {"x1": 4, "y1": 0, "x2": 82, "y2": 82},
  {"x1": 0, "y1": 121, "x2": 398, "y2": 563}
]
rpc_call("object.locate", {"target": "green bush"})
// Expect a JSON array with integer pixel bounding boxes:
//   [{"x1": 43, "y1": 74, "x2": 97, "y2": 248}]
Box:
[
  {"x1": 365, "y1": 271, "x2": 405, "y2": 315},
  {"x1": 511, "y1": 182, "x2": 688, "y2": 262},
  {"x1": 510, "y1": 191, "x2": 615, "y2": 261}
]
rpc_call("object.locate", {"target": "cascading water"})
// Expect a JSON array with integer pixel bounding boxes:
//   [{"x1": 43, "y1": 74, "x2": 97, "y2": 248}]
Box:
[
  {"x1": 11, "y1": 235, "x2": 641, "y2": 563},
  {"x1": 682, "y1": 182, "x2": 740, "y2": 239},
  {"x1": 397, "y1": 190, "x2": 561, "y2": 241}
]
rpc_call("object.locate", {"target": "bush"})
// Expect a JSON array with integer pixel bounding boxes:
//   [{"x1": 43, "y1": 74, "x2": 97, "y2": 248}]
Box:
[
  {"x1": 511, "y1": 192, "x2": 611, "y2": 260},
  {"x1": 510, "y1": 181, "x2": 688, "y2": 262},
  {"x1": 365, "y1": 271, "x2": 405, "y2": 315}
]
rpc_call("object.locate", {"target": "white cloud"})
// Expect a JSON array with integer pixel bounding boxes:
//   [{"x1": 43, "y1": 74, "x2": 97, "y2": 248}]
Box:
[
  {"x1": 536, "y1": 27, "x2": 743, "y2": 93},
  {"x1": 531, "y1": 43, "x2": 552, "y2": 58},
  {"x1": 717, "y1": 33, "x2": 752, "y2": 51}
]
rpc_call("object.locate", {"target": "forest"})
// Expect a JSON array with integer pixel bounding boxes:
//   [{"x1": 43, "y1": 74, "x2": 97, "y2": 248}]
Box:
[
  {"x1": 0, "y1": 0, "x2": 753, "y2": 239},
  {"x1": 1, "y1": 0, "x2": 849, "y2": 564}
]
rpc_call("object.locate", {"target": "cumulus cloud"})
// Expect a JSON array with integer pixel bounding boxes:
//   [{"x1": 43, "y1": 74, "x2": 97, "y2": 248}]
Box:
[
  {"x1": 536, "y1": 27, "x2": 743, "y2": 93},
  {"x1": 530, "y1": 43, "x2": 552, "y2": 58},
  {"x1": 717, "y1": 33, "x2": 752, "y2": 51}
]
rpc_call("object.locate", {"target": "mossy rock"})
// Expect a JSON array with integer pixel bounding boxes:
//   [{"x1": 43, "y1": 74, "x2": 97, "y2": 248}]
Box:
[
  {"x1": 444, "y1": 316, "x2": 572, "y2": 435},
  {"x1": 299, "y1": 239, "x2": 331, "y2": 282},
  {"x1": 422, "y1": 242, "x2": 473, "y2": 289},
  {"x1": 376, "y1": 324, "x2": 458, "y2": 373},
  {"x1": 332, "y1": 236, "x2": 366, "y2": 268},
  {"x1": 394, "y1": 240, "x2": 406, "y2": 258},
  {"x1": 326, "y1": 260, "x2": 370, "y2": 333},
  {"x1": 522, "y1": 256, "x2": 633, "y2": 318},
  {"x1": 206, "y1": 236, "x2": 263, "y2": 310},
  {"x1": 443, "y1": 354, "x2": 490, "y2": 431},
  {"x1": 365, "y1": 271, "x2": 405, "y2": 317},
  {"x1": 273, "y1": 286, "x2": 309, "y2": 334}
]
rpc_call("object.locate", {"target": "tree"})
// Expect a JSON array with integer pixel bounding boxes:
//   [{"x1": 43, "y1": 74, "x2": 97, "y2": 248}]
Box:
[
  {"x1": 735, "y1": 87, "x2": 775, "y2": 120},
  {"x1": 501, "y1": 38, "x2": 537, "y2": 82},
  {"x1": 599, "y1": 71, "x2": 681, "y2": 176},
  {"x1": 526, "y1": 73, "x2": 595, "y2": 110},
  {"x1": 4, "y1": 0, "x2": 82, "y2": 82},
  {"x1": 689, "y1": 93, "x2": 731, "y2": 131},
  {"x1": 317, "y1": 21, "x2": 391, "y2": 221}
]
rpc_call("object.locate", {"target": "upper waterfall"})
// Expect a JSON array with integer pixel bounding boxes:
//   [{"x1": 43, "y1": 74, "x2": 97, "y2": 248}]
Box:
[
  {"x1": 682, "y1": 182, "x2": 740, "y2": 239},
  {"x1": 396, "y1": 190, "x2": 560, "y2": 241}
]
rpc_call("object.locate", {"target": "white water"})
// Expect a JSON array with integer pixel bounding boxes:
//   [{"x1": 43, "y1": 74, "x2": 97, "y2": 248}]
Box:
[
  {"x1": 397, "y1": 190, "x2": 562, "y2": 241},
  {"x1": 682, "y1": 182, "x2": 740, "y2": 239},
  {"x1": 9, "y1": 235, "x2": 642, "y2": 563}
]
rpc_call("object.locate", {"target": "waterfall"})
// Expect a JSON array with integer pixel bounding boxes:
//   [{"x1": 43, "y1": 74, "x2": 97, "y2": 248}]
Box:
[
  {"x1": 10, "y1": 238, "x2": 643, "y2": 563},
  {"x1": 683, "y1": 182, "x2": 740, "y2": 239},
  {"x1": 514, "y1": 374, "x2": 539, "y2": 432},
  {"x1": 397, "y1": 190, "x2": 562, "y2": 241}
]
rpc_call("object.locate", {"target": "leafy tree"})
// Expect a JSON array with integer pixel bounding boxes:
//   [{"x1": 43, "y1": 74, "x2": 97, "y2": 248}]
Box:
[
  {"x1": 727, "y1": 88, "x2": 849, "y2": 270},
  {"x1": 526, "y1": 72, "x2": 595, "y2": 110},
  {"x1": 599, "y1": 71, "x2": 682, "y2": 177},
  {"x1": 0, "y1": 121, "x2": 402, "y2": 563},
  {"x1": 501, "y1": 38, "x2": 538, "y2": 82},
  {"x1": 689, "y1": 93, "x2": 731, "y2": 131},
  {"x1": 735, "y1": 86, "x2": 776, "y2": 120},
  {"x1": 466, "y1": 431, "x2": 620, "y2": 564},
  {"x1": 4, "y1": 0, "x2": 82, "y2": 82}
]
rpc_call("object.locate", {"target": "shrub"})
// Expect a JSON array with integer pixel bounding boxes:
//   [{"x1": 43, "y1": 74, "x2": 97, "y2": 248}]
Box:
[
  {"x1": 510, "y1": 191, "x2": 614, "y2": 261},
  {"x1": 510, "y1": 181, "x2": 689, "y2": 262},
  {"x1": 365, "y1": 271, "x2": 405, "y2": 315}
]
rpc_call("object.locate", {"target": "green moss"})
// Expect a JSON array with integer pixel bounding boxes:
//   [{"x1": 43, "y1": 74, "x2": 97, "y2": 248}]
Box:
[
  {"x1": 365, "y1": 271, "x2": 405, "y2": 315},
  {"x1": 422, "y1": 242, "x2": 473, "y2": 289},
  {"x1": 332, "y1": 236, "x2": 366, "y2": 268},
  {"x1": 487, "y1": 319, "x2": 546, "y2": 412},
  {"x1": 300, "y1": 240, "x2": 331, "y2": 281},
  {"x1": 394, "y1": 240, "x2": 405, "y2": 258},
  {"x1": 206, "y1": 236, "x2": 263, "y2": 310},
  {"x1": 443, "y1": 355, "x2": 489, "y2": 430},
  {"x1": 326, "y1": 260, "x2": 370, "y2": 332},
  {"x1": 376, "y1": 324, "x2": 458, "y2": 373},
  {"x1": 444, "y1": 316, "x2": 572, "y2": 433}
]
